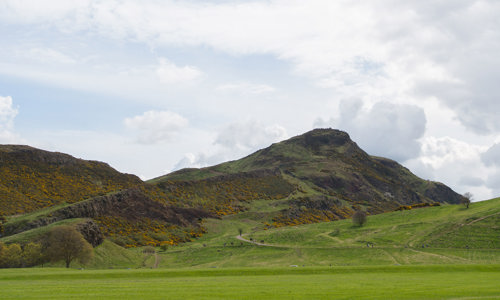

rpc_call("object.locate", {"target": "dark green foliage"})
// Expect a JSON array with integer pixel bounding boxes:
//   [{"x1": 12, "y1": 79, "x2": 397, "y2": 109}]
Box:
[
  {"x1": 44, "y1": 226, "x2": 93, "y2": 268},
  {"x1": 142, "y1": 246, "x2": 155, "y2": 254},
  {"x1": 0, "y1": 214, "x2": 5, "y2": 235},
  {"x1": 0, "y1": 241, "x2": 42, "y2": 268},
  {"x1": 352, "y1": 210, "x2": 367, "y2": 227}
]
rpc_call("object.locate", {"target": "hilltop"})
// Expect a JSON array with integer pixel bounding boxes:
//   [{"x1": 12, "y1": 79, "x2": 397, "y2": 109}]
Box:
[
  {"x1": 0, "y1": 145, "x2": 141, "y2": 215},
  {"x1": 150, "y1": 129, "x2": 463, "y2": 226},
  {"x1": 1, "y1": 128, "x2": 465, "y2": 249}
]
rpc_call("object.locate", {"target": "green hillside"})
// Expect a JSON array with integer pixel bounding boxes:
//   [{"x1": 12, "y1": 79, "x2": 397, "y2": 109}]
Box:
[
  {"x1": 150, "y1": 129, "x2": 464, "y2": 227},
  {"x1": 2, "y1": 197, "x2": 498, "y2": 269},
  {"x1": 151, "y1": 197, "x2": 500, "y2": 268},
  {"x1": 0, "y1": 129, "x2": 472, "y2": 254}
]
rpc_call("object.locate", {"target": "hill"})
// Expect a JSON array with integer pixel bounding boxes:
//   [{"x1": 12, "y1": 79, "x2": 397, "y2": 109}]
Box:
[
  {"x1": 150, "y1": 129, "x2": 463, "y2": 226},
  {"x1": 0, "y1": 146, "x2": 211, "y2": 247},
  {"x1": 0, "y1": 128, "x2": 465, "y2": 249},
  {"x1": 0, "y1": 145, "x2": 141, "y2": 215}
]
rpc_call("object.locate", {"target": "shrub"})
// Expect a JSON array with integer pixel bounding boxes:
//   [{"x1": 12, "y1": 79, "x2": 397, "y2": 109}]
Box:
[{"x1": 352, "y1": 210, "x2": 367, "y2": 227}]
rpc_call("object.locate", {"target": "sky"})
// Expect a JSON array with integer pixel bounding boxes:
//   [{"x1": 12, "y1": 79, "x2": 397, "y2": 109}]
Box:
[{"x1": 1, "y1": 0, "x2": 500, "y2": 201}]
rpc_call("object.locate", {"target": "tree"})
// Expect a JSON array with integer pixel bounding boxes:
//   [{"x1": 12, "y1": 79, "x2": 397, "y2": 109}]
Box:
[
  {"x1": 462, "y1": 192, "x2": 473, "y2": 209},
  {"x1": 45, "y1": 226, "x2": 93, "y2": 268},
  {"x1": 352, "y1": 210, "x2": 367, "y2": 227},
  {"x1": 0, "y1": 243, "x2": 22, "y2": 268},
  {"x1": 22, "y1": 242, "x2": 43, "y2": 267},
  {"x1": 0, "y1": 214, "x2": 6, "y2": 236}
]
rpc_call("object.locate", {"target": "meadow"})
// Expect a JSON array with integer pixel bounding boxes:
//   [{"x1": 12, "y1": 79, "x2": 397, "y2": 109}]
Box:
[
  {"x1": 1, "y1": 265, "x2": 500, "y2": 299},
  {"x1": 2, "y1": 198, "x2": 499, "y2": 299}
]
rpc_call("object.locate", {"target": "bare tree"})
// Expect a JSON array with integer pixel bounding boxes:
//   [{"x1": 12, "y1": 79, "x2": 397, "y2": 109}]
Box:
[
  {"x1": 462, "y1": 192, "x2": 473, "y2": 209},
  {"x1": 45, "y1": 226, "x2": 93, "y2": 268},
  {"x1": 352, "y1": 210, "x2": 367, "y2": 227}
]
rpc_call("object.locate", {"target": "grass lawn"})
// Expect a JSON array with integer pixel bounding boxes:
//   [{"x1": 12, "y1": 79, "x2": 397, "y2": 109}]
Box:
[{"x1": 1, "y1": 265, "x2": 500, "y2": 299}]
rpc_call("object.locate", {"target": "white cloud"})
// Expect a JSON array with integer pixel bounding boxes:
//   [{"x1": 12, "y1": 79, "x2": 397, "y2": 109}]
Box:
[
  {"x1": 172, "y1": 120, "x2": 288, "y2": 171},
  {"x1": 215, "y1": 82, "x2": 276, "y2": 94},
  {"x1": 124, "y1": 110, "x2": 188, "y2": 144},
  {"x1": 1, "y1": 0, "x2": 499, "y2": 135},
  {"x1": 405, "y1": 136, "x2": 493, "y2": 200},
  {"x1": 156, "y1": 58, "x2": 202, "y2": 85},
  {"x1": 0, "y1": 96, "x2": 22, "y2": 143},
  {"x1": 481, "y1": 143, "x2": 500, "y2": 167},
  {"x1": 21, "y1": 47, "x2": 77, "y2": 64},
  {"x1": 215, "y1": 120, "x2": 287, "y2": 151},
  {"x1": 419, "y1": 136, "x2": 486, "y2": 170},
  {"x1": 316, "y1": 100, "x2": 426, "y2": 162}
]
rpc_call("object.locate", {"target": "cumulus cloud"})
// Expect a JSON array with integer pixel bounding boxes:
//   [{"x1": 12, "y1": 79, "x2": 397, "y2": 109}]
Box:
[
  {"x1": 481, "y1": 143, "x2": 500, "y2": 167},
  {"x1": 404, "y1": 136, "x2": 492, "y2": 200},
  {"x1": 156, "y1": 58, "x2": 202, "y2": 85},
  {"x1": 0, "y1": 96, "x2": 21, "y2": 143},
  {"x1": 316, "y1": 100, "x2": 426, "y2": 162},
  {"x1": 215, "y1": 120, "x2": 287, "y2": 151},
  {"x1": 1, "y1": 1, "x2": 500, "y2": 134},
  {"x1": 172, "y1": 120, "x2": 288, "y2": 171},
  {"x1": 124, "y1": 110, "x2": 188, "y2": 144}
]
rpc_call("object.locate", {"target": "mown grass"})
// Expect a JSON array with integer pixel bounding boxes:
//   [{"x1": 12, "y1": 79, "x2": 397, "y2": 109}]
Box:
[{"x1": 1, "y1": 265, "x2": 499, "y2": 299}]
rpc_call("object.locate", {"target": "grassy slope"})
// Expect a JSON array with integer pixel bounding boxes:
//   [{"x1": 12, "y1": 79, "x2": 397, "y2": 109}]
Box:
[
  {"x1": 1, "y1": 265, "x2": 500, "y2": 299},
  {"x1": 155, "y1": 197, "x2": 500, "y2": 268},
  {"x1": 2, "y1": 198, "x2": 498, "y2": 269},
  {"x1": 0, "y1": 218, "x2": 86, "y2": 244}
]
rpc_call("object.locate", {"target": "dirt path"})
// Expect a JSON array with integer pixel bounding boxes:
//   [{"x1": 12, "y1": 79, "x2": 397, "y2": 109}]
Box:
[
  {"x1": 153, "y1": 252, "x2": 160, "y2": 268},
  {"x1": 381, "y1": 249, "x2": 401, "y2": 265},
  {"x1": 318, "y1": 232, "x2": 344, "y2": 244},
  {"x1": 420, "y1": 211, "x2": 500, "y2": 246},
  {"x1": 236, "y1": 235, "x2": 275, "y2": 247},
  {"x1": 466, "y1": 211, "x2": 500, "y2": 226},
  {"x1": 407, "y1": 248, "x2": 468, "y2": 263}
]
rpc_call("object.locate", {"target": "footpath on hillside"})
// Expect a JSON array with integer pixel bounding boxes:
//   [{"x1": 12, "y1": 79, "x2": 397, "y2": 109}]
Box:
[{"x1": 235, "y1": 235, "x2": 275, "y2": 247}]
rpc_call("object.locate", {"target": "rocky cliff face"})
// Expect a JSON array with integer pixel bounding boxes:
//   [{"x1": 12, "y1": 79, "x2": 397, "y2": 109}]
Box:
[
  {"x1": 76, "y1": 219, "x2": 104, "y2": 247},
  {"x1": 4, "y1": 189, "x2": 214, "y2": 237}
]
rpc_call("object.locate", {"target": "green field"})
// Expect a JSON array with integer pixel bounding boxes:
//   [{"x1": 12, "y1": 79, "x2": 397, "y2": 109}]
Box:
[
  {"x1": 2, "y1": 198, "x2": 499, "y2": 299},
  {"x1": 1, "y1": 265, "x2": 500, "y2": 299}
]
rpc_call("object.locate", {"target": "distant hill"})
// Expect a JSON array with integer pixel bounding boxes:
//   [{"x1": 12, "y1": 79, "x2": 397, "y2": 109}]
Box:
[
  {"x1": 0, "y1": 145, "x2": 141, "y2": 215},
  {"x1": 0, "y1": 145, "x2": 209, "y2": 247},
  {"x1": 151, "y1": 129, "x2": 463, "y2": 226},
  {"x1": 0, "y1": 129, "x2": 465, "y2": 248}
]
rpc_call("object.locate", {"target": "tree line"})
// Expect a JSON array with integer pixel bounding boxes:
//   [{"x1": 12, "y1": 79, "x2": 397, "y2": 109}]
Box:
[{"x1": 0, "y1": 225, "x2": 93, "y2": 268}]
